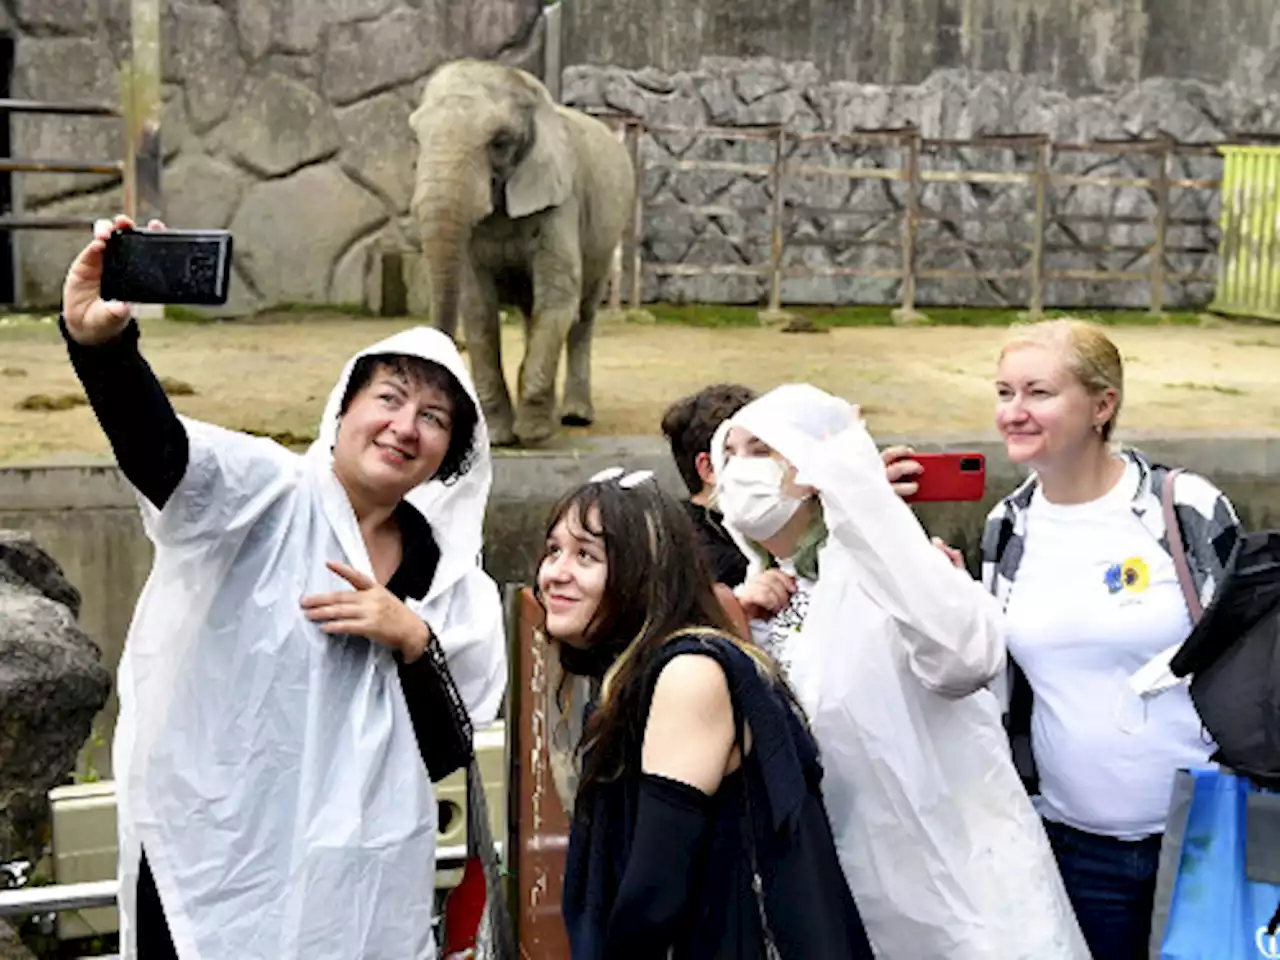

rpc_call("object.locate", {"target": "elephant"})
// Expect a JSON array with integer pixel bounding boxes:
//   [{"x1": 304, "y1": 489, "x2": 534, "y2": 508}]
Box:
[{"x1": 409, "y1": 59, "x2": 637, "y2": 447}]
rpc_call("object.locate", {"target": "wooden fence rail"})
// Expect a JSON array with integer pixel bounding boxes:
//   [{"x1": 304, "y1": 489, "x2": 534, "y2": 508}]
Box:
[{"x1": 589, "y1": 112, "x2": 1242, "y2": 316}]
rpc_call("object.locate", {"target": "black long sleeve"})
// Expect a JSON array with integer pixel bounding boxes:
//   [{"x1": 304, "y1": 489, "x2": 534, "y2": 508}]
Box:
[
  {"x1": 60, "y1": 316, "x2": 189, "y2": 511},
  {"x1": 604, "y1": 773, "x2": 714, "y2": 959}
]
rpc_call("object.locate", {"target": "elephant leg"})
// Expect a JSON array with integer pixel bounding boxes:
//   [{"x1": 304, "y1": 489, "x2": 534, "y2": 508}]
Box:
[
  {"x1": 460, "y1": 269, "x2": 515, "y2": 447},
  {"x1": 514, "y1": 304, "x2": 576, "y2": 444},
  {"x1": 560, "y1": 277, "x2": 606, "y2": 426}
]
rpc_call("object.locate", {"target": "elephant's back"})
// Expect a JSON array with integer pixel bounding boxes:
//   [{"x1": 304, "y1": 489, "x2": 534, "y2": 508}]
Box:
[{"x1": 561, "y1": 107, "x2": 636, "y2": 247}]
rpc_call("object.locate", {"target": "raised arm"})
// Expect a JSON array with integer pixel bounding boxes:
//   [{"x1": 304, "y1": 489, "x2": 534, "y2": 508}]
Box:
[
  {"x1": 797, "y1": 423, "x2": 1007, "y2": 698},
  {"x1": 61, "y1": 215, "x2": 188, "y2": 510}
]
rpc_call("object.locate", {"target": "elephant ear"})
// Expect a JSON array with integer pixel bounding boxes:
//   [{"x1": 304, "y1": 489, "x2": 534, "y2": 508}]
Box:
[{"x1": 506, "y1": 103, "x2": 576, "y2": 220}]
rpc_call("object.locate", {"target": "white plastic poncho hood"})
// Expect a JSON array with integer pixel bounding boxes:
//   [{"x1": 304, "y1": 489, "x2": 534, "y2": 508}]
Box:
[
  {"x1": 711, "y1": 384, "x2": 1089, "y2": 960},
  {"x1": 113, "y1": 327, "x2": 506, "y2": 960}
]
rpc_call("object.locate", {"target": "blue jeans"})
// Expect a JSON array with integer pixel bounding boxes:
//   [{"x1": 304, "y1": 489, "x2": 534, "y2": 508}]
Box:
[{"x1": 1044, "y1": 819, "x2": 1163, "y2": 960}]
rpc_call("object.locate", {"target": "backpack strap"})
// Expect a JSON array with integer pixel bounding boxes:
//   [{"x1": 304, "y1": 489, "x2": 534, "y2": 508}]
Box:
[
  {"x1": 1162, "y1": 468, "x2": 1203, "y2": 624},
  {"x1": 1130, "y1": 469, "x2": 1206, "y2": 699}
]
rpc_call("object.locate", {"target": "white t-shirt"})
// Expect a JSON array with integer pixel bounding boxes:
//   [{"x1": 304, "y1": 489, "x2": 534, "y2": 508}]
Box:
[
  {"x1": 1004, "y1": 460, "x2": 1216, "y2": 840},
  {"x1": 748, "y1": 557, "x2": 815, "y2": 677}
]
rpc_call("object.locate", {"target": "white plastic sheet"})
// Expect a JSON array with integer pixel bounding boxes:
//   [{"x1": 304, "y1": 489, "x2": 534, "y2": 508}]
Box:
[
  {"x1": 713, "y1": 385, "x2": 1089, "y2": 959},
  {"x1": 113, "y1": 328, "x2": 506, "y2": 960}
]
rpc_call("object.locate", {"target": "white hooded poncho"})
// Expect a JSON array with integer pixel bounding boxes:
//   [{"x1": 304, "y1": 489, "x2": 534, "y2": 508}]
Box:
[
  {"x1": 111, "y1": 327, "x2": 507, "y2": 960},
  {"x1": 711, "y1": 384, "x2": 1089, "y2": 960}
]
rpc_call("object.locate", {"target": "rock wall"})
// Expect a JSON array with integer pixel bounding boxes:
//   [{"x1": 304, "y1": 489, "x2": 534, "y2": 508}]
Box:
[
  {"x1": 12, "y1": 0, "x2": 547, "y2": 311},
  {"x1": 564, "y1": 58, "x2": 1280, "y2": 308}
]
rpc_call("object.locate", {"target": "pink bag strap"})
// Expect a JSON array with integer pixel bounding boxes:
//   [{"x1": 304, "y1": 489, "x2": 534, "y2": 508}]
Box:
[{"x1": 1162, "y1": 468, "x2": 1203, "y2": 624}]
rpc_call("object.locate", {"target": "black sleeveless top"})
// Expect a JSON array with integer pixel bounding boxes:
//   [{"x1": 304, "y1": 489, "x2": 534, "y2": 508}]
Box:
[{"x1": 561, "y1": 633, "x2": 873, "y2": 959}]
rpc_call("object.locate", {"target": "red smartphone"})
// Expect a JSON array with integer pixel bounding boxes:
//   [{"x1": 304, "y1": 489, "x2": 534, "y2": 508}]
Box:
[{"x1": 901, "y1": 452, "x2": 986, "y2": 503}]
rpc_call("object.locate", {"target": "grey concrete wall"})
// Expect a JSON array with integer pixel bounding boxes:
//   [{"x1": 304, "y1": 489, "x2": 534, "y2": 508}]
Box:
[
  {"x1": 561, "y1": 0, "x2": 1280, "y2": 96},
  {"x1": 3, "y1": 434, "x2": 1279, "y2": 778},
  {"x1": 10, "y1": 0, "x2": 547, "y2": 312}
]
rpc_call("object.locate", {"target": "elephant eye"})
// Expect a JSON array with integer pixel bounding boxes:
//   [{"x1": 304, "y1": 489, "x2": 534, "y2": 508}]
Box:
[{"x1": 490, "y1": 132, "x2": 516, "y2": 155}]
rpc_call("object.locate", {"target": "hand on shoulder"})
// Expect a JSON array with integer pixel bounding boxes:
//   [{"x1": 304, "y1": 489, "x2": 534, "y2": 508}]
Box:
[{"x1": 641, "y1": 652, "x2": 736, "y2": 796}]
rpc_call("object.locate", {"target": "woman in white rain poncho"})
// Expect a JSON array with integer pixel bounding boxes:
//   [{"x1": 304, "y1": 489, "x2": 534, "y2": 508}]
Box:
[
  {"x1": 710, "y1": 384, "x2": 1088, "y2": 959},
  {"x1": 58, "y1": 216, "x2": 507, "y2": 960}
]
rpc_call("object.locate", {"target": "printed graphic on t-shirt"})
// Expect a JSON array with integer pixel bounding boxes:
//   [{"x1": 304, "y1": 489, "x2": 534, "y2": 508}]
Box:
[
  {"x1": 760, "y1": 586, "x2": 810, "y2": 672},
  {"x1": 1103, "y1": 556, "x2": 1150, "y2": 595}
]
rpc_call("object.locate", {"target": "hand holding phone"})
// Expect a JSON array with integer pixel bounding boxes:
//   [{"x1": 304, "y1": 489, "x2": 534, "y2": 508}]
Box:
[
  {"x1": 61, "y1": 215, "x2": 156, "y2": 346},
  {"x1": 101, "y1": 224, "x2": 232, "y2": 307},
  {"x1": 901, "y1": 452, "x2": 987, "y2": 504}
]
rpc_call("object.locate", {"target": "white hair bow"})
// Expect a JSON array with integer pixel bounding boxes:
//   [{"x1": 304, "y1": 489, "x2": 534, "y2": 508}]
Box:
[{"x1": 589, "y1": 466, "x2": 654, "y2": 489}]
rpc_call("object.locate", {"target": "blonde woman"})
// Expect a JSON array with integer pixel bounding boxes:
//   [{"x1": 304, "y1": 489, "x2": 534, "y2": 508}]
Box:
[{"x1": 981, "y1": 318, "x2": 1242, "y2": 960}]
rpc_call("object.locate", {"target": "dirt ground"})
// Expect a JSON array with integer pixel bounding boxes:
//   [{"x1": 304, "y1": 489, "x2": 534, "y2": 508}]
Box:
[{"x1": 1, "y1": 312, "x2": 1278, "y2": 465}]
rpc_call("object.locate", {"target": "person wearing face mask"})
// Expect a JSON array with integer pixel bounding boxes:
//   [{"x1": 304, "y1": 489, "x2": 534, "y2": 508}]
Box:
[
  {"x1": 981, "y1": 319, "x2": 1241, "y2": 960},
  {"x1": 59, "y1": 216, "x2": 506, "y2": 960},
  {"x1": 538, "y1": 469, "x2": 874, "y2": 960},
  {"x1": 710, "y1": 384, "x2": 1091, "y2": 960}
]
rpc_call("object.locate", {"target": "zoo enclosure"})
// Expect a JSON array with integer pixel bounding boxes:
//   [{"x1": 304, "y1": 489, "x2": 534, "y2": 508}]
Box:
[{"x1": 590, "y1": 113, "x2": 1257, "y2": 316}]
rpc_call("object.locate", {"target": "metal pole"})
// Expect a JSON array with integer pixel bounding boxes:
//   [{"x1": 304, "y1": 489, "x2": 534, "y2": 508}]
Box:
[
  {"x1": 1029, "y1": 136, "x2": 1050, "y2": 317},
  {"x1": 1150, "y1": 136, "x2": 1171, "y2": 314},
  {"x1": 607, "y1": 120, "x2": 625, "y2": 312},
  {"x1": 129, "y1": 0, "x2": 163, "y2": 224},
  {"x1": 765, "y1": 126, "x2": 786, "y2": 316},
  {"x1": 543, "y1": 2, "x2": 563, "y2": 102},
  {"x1": 899, "y1": 129, "x2": 920, "y2": 315},
  {"x1": 627, "y1": 119, "x2": 644, "y2": 309}
]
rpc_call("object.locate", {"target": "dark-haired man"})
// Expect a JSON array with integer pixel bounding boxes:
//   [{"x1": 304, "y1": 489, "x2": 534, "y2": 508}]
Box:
[{"x1": 660, "y1": 384, "x2": 758, "y2": 587}]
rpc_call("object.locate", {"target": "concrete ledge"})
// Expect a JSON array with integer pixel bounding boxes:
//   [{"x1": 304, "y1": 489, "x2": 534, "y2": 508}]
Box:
[{"x1": 4, "y1": 432, "x2": 1280, "y2": 512}]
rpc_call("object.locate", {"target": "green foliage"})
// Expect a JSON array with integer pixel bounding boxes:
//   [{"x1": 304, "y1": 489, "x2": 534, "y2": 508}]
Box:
[
  {"x1": 73, "y1": 726, "x2": 107, "y2": 785},
  {"x1": 639, "y1": 304, "x2": 1207, "y2": 329}
]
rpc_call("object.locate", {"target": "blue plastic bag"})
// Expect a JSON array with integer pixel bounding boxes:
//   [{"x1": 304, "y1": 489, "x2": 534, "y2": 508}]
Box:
[{"x1": 1151, "y1": 768, "x2": 1280, "y2": 959}]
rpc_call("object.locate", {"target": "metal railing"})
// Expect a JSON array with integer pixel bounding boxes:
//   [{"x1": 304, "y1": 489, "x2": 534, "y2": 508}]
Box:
[
  {"x1": 586, "y1": 111, "x2": 1254, "y2": 315},
  {"x1": 0, "y1": 98, "x2": 126, "y2": 233},
  {"x1": 0, "y1": 843, "x2": 497, "y2": 921}
]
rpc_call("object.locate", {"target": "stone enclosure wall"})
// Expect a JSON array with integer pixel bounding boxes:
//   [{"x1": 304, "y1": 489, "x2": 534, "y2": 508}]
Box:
[
  {"x1": 558, "y1": 0, "x2": 1280, "y2": 309},
  {"x1": 563, "y1": 59, "x2": 1280, "y2": 308},
  {"x1": 11, "y1": 0, "x2": 547, "y2": 311},
  {"x1": 9, "y1": 0, "x2": 1280, "y2": 311}
]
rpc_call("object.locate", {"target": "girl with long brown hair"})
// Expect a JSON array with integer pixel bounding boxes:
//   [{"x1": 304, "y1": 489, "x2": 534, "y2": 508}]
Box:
[{"x1": 538, "y1": 468, "x2": 872, "y2": 960}]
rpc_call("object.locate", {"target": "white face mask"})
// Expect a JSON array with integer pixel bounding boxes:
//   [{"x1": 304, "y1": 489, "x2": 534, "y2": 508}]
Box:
[{"x1": 716, "y1": 455, "x2": 804, "y2": 541}]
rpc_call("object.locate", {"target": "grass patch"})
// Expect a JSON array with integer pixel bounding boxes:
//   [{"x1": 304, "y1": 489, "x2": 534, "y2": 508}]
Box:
[
  {"x1": 1233, "y1": 337, "x2": 1280, "y2": 348},
  {"x1": 640, "y1": 304, "x2": 1206, "y2": 329},
  {"x1": 268, "y1": 301, "x2": 375, "y2": 318},
  {"x1": 240, "y1": 427, "x2": 317, "y2": 448},
  {"x1": 159, "y1": 376, "x2": 196, "y2": 396},
  {"x1": 163, "y1": 305, "x2": 221, "y2": 324},
  {"x1": 16, "y1": 392, "x2": 87, "y2": 411},
  {"x1": 1, "y1": 366, "x2": 27, "y2": 377},
  {"x1": 1164, "y1": 381, "x2": 1247, "y2": 395},
  {"x1": 166, "y1": 302, "x2": 376, "y2": 324}
]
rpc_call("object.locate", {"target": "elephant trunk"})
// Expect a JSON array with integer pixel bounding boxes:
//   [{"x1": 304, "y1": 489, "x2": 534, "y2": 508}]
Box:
[{"x1": 412, "y1": 141, "x2": 491, "y2": 342}]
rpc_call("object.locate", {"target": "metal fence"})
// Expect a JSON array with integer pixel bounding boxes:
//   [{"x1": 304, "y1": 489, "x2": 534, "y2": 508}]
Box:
[
  {"x1": 1, "y1": 1, "x2": 162, "y2": 302},
  {"x1": 0, "y1": 98, "x2": 126, "y2": 234},
  {"x1": 589, "y1": 113, "x2": 1253, "y2": 315},
  {"x1": 1210, "y1": 143, "x2": 1280, "y2": 321}
]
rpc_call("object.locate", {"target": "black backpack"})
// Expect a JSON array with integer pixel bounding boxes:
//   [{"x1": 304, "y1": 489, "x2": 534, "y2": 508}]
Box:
[{"x1": 1169, "y1": 525, "x2": 1280, "y2": 786}]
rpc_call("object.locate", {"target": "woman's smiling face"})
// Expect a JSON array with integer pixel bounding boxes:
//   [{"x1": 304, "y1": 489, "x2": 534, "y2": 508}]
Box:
[{"x1": 537, "y1": 502, "x2": 608, "y2": 647}]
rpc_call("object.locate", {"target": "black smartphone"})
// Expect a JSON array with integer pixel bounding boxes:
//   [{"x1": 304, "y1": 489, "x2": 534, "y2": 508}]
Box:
[{"x1": 101, "y1": 227, "x2": 233, "y2": 306}]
